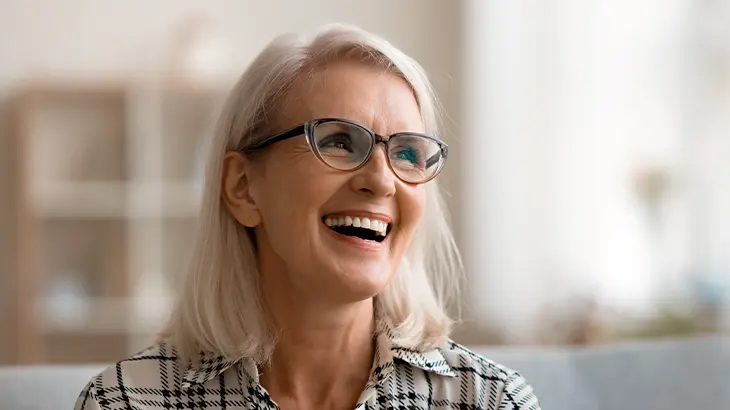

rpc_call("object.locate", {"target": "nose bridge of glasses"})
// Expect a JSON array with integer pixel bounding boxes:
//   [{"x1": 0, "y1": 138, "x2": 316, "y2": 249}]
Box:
[
  {"x1": 372, "y1": 132, "x2": 391, "y2": 146},
  {"x1": 369, "y1": 133, "x2": 409, "y2": 167}
]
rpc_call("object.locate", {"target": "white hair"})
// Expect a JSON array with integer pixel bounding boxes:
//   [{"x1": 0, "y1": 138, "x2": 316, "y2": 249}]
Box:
[{"x1": 159, "y1": 23, "x2": 463, "y2": 364}]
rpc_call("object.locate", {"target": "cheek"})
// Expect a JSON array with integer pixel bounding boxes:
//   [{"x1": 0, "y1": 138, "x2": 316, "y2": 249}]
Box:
[
  {"x1": 254, "y1": 159, "x2": 337, "y2": 237},
  {"x1": 256, "y1": 176, "x2": 308, "y2": 229},
  {"x1": 398, "y1": 186, "x2": 426, "y2": 236}
]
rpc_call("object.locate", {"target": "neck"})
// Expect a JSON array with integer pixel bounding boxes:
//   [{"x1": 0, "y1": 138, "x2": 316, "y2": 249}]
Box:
[{"x1": 259, "y1": 289, "x2": 376, "y2": 408}]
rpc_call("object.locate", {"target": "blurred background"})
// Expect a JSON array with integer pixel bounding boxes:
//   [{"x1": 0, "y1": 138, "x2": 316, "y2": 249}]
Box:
[{"x1": 0, "y1": 0, "x2": 728, "y2": 365}]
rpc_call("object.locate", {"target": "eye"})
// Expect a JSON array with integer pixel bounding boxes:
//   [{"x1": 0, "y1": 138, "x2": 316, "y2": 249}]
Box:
[
  {"x1": 391, "y1": 146, "x2": 425, "y2": 169},
  {"x1": 317, "y1": 133, "x2": 355, "y2": 152},
  {"x1": 395, "y1": 147, "x2": 418, "y2": 163}
]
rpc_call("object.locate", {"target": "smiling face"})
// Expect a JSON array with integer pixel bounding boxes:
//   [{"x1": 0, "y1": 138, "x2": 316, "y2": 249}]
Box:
[{"x1": 221, "y1": 60, "x2": 426, "y2": 306}]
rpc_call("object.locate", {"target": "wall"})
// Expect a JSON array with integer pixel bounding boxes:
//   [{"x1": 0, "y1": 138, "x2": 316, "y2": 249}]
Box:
[{"x1": 461, "y1": 0, "x2": 730, "y2": 343}]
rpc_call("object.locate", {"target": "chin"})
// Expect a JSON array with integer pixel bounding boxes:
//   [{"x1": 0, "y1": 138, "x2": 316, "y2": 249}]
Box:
[{"x1": 327, "y1": 269, "x2": 393, "y2": 303}]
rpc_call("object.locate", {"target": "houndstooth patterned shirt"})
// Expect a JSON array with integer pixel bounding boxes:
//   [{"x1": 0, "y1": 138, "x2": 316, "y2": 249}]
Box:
[{"x1": 74, "y1": 318, "x2": 540, "y2": 410}]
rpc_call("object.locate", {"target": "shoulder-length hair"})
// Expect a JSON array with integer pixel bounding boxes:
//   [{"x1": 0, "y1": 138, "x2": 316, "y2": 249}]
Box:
[{"x1": 159, "y1": 23, "x2": 463, "y2": 364}]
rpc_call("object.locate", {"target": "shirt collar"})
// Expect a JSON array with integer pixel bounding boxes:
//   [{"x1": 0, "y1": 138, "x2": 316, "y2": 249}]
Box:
[
  {"x1": 373, "y1": 312, "x2": 456, "y2": 379},
  {"x1": 181, "y1": 312, "x2": 455, "y2": 389}
]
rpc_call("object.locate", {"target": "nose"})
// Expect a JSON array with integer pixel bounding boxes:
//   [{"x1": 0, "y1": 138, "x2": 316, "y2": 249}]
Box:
[{"x1": 349, "y1": 146, "x2": 397, "y2": 197}]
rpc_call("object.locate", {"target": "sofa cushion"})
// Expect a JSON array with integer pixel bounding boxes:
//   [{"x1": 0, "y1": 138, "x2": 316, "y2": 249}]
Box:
[
  {"x1": 473, "y1": 335, "x2": 730, "y2": 410},
  {"x1": 0, "y1": 365, "x2": 106, "y2": 410}
]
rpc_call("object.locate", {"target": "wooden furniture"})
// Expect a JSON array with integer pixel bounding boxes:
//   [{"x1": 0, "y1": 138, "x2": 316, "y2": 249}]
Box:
[{"x1": 8, "y1": 79, "x2": 228, "y2": 364}]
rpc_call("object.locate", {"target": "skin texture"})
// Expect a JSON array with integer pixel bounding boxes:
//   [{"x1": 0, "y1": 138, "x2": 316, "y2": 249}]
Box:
[{"x1": 220, "y1": 61, "x2": 426, "y2": 410}]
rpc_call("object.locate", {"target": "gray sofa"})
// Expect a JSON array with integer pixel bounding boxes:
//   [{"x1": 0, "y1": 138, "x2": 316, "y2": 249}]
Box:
[{"x1": 1, "y1": 335, "x2": 727, "y2": 410}]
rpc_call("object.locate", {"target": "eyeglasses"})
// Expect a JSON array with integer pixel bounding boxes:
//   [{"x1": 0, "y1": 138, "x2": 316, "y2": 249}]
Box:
[{"x1": 242, "y1": 118, "x2": 448, "y2": 184}]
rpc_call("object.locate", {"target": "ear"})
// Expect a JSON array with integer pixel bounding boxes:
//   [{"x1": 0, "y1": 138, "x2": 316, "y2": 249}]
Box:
[{"x1": 221, "y1": 151, "x2": 262, "y2": 227}]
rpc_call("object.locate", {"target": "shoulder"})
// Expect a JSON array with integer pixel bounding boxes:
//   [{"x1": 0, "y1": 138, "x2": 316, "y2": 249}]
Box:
[
  {"x1": 74, "y1": 343, "x2": 184, "y2": 410},
  {"x1": 435, "y1": 340, "x2": 541, "y2": 410}
]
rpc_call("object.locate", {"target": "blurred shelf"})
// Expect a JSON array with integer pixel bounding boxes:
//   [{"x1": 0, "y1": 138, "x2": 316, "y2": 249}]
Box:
[
  {"x1": 31, "y1": 180, "x2": 203, "y2": 218},
  {"x1": 37, "y1": 296, "x2": 173, "y2": 335},
  {"x1": 8, "y1": 78, "x2": 220, "y2": 364},
  {"x1": 154, "y1": 180, "x2": 205, "y2": 218},
  {"x1": 43, "y1": 333, "x2": 130, "y2": 364},
  {"x1": 32, "y1": 181, "x2": 127, "y2": 218}
]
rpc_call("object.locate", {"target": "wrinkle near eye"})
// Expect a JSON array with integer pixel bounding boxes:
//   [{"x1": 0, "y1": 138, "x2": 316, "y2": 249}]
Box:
[{"x1": 281, "y1": 143, "x2": 315, "y2": 166}]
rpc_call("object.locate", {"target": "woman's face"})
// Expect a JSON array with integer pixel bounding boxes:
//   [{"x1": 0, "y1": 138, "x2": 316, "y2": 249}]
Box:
[{"x1": 223, "y1": 61, "x2": 426, "y2": 305}]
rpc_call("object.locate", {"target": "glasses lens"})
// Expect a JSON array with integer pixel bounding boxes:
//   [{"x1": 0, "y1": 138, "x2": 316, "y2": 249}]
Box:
[
  {"x1": 312, "y1": 121, "x2": 373, "y2": 170},
  {"x1": 387, "y1": 134, "x2": 445, "y2": 183}
]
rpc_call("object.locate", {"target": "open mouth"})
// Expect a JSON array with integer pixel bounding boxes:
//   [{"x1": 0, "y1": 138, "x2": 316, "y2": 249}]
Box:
[{"x1": 322, "y1": 215, "x2": 391, "y2": 243}]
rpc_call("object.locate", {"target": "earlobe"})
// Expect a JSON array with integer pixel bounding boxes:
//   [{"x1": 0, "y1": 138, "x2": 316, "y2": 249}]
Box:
[{"x1": 221, "y1": 152, "x2": 263, "y2": 227}]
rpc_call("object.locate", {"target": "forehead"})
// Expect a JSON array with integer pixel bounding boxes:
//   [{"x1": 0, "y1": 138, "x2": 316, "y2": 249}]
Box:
[{"x1": 277, "y1": 61, "x2": 424, "y2": 135}]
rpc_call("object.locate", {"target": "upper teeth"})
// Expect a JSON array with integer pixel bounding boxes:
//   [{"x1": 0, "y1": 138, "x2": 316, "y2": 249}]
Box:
[{"x1": 324, "y1": 216, "x2": 389, "y2": 236}]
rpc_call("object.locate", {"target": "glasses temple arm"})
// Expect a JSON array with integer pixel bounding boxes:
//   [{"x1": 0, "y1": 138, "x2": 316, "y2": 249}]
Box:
[
  {"x1": 426, "y1": 151, "x2": 443, "y2": 169},
  {"x1": 242, "y1": 125, "x2": 306, "y2": 152}
]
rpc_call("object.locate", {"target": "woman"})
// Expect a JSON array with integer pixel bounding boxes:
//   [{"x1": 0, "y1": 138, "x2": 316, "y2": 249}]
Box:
[{"x1": 74, "y1": 24, "x2": 540, "y2": 410}]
